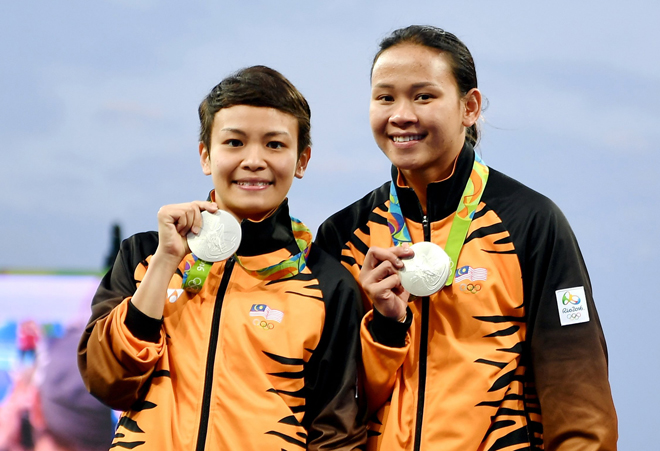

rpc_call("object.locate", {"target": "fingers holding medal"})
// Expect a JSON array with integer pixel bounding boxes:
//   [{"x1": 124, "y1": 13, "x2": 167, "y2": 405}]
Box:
[
  {"x1": 360, "y1": 242, "x2": 452, "y2": 319},
  {"x1": 360, "y1": 245, "x2": 414, "y2": 320},
  {"x1": 398, "y1": 242, "x2": 452, "y2": 297},
  {"x1": 186, "y1": 210, "x2": 241, "y2": 262},
  {"x1": 155, "y1": 201, "x2": 221, "y2": 263}
]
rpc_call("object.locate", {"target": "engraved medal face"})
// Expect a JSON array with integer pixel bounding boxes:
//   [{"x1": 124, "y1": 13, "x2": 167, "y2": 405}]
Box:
[
  {"x1": 187, "y1": 210, "x2": 242, "y2": 262},
  {"x1": 399, "y1": 241, "x2": 452, "y2": 297}
]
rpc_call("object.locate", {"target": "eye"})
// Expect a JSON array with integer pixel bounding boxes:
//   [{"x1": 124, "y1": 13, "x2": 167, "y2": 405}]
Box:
[
  {"x1": 224, "y1": 139, "x2": 243, "y2": 147},
  {"x1": 376, "y1": 94, "x2": 394, "y2": 102},
  {"x1": 415, "y1": 93, "x2": 433, "y2": 101},
  {"x1": 266, "y1": 141, "x2": 285, "y2": 150}
]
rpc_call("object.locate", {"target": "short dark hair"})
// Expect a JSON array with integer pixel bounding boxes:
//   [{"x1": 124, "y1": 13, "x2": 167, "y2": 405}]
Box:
[
  {"x1": 372, "y1": 25, "x2": 480, "y2": 147},
  {"x1": 198, "y1": 65, "x2": 311, "y2": 156}
]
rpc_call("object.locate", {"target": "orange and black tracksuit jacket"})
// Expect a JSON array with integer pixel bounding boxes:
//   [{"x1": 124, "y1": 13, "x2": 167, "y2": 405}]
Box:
[
  {"x1": 316, "y1": 144, "x2": 617, "y2": 451},
  {"x1": 78, "y1": 202, "x2": 367, "y2": 450}
]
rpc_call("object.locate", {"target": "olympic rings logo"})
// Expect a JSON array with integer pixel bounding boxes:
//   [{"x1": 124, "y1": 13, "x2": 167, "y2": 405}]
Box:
[
  {"x1": 567, "y1": 312, "x2": 581, "y2": 320},
  {"x1": 460, "y1": 283, "x2": 481, "y2": 294},
  {"x1": 187, "y1": 277, "x2": 202, "y2": 290},
  {"x1": 253, "y1": 319, "x2": 275, "y2": 330}
]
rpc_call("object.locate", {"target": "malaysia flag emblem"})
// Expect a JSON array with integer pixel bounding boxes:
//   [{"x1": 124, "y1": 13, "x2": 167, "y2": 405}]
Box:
[
  {"x1": 454, "y1": 266, "x2": 488, "y2": 282},
  {"x1": 249, "y1": 304, "x2": 284, "y2": 323}
]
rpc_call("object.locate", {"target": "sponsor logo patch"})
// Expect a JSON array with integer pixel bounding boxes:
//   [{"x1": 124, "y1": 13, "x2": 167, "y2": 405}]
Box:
[
  {"x1": 167, "y1": 289, "x2": 183, "y2": 303},
  {"x1": 555, "y1": 286, "x2": 590, "y2": 326}
]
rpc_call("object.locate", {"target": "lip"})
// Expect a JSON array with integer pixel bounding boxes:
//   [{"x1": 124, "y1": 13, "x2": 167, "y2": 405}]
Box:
[
  {"x1": 389, "y1": 132, "x2": 427, "y2": 148},
  {"x1": 233, "y1": 178, "x2": 273, "y2": 190}
]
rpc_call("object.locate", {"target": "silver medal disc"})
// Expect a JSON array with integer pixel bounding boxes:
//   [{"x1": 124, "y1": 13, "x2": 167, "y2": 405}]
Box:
[
  {"x1": 399, "y1": 241, "x2": 452, "y2": 296},
  {"x1": 187, "y1": 210, "x2": 242, "y2": 262}
]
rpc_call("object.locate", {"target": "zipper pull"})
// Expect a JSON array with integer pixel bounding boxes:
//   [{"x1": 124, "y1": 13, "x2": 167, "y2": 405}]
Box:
[{"x1": 422, "y1": 215, "x2": 430, "y2": 242}]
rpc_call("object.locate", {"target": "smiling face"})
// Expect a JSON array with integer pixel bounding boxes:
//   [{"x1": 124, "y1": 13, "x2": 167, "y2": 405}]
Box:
[
  {"x1": 200, "y1": 105, "x2": 310, "y2": 221},
  {"x1": 370, "y1": 43, "x2": 481, "y2": 186}
]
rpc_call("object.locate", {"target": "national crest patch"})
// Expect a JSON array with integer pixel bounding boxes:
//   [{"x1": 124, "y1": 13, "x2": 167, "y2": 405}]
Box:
[
  {"x1": 454, "y1": 265, "x2": 488, "y2": 282},
  {"x1": 249, "y1": 304, "x2": 284, "y2": 323}
]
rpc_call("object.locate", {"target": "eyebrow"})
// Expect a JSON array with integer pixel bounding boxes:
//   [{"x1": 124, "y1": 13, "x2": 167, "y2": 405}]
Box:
[
  {"x1": 220, "y1": 128, "x2": 291, "y2": 138},
  {"x1": 373, "y1": 82, "x2": 439, "y2": 89}
]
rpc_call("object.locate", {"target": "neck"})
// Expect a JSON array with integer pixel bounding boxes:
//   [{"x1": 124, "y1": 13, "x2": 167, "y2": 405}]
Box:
[
  {"x1": 400, "y1": 157, "x2": 458, "y2": 214},
  {"x1": 209, "y1": 190, "x2": 276, "y2": 223}
]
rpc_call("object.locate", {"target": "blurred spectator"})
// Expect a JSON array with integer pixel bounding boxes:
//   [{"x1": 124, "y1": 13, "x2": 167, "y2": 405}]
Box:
[
  {"x1": 16, "y1": 322, "x2": 39, "y2": 364},
  {"x1": 103, "y1": 223, "x2": 122, "y2": 271},
  {"x1": 0, "y1": 325, "x2": 115, "y2": 451},
  {"x1": 0, "y1": 367, "x2": 36, "y2": 451}
]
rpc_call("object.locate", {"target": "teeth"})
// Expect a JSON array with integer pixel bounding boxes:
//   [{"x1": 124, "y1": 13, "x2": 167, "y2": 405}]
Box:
[
  {"x1": 237, "y1": 181, "x2": 270, "y2": 186},
  {"x1": 392, "y1": 135, "x2": 423, "y2": 142}
]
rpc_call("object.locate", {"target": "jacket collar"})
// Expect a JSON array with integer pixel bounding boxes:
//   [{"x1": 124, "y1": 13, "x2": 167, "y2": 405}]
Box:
[
  {"x1": 392, "y1": 141, "x2": 475, "y2": 223},
  {"x1": 236, "y1": 199, "x2": 300, "y2": 257}
]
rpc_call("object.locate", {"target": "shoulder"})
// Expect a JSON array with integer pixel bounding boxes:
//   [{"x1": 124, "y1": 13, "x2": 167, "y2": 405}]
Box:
[
  {"x1": 115, "y1": 231, "x2": 159, "y2": 269},
  {"x1": 484, "y1": 167, "x2": 570, "y2": 230},
  {"x1": 321, "y1": 181, "x2": 390, "y2": 230},
  {"x1": 306, "y1": 244, "x2": 361, "y2": 293},
  {"x1": 481, "y1": 167, "x2": 581, "y2": 272},
  {"x1": 122, "y1": 231, "x2": 159, "y2": 250},
  {"x1": 485, "y1": 168, "x2": 557, "y2": 210},
  {"x1": 316, "y1": 181, "x2": 390, "y2": 254}
]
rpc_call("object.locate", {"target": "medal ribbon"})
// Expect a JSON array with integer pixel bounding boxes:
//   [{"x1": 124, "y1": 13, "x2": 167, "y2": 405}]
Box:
[
  {"x1": 234, "y1": 217, "x2": 312, "y2": 280},
  {"x1": 388, "y1": 152, "x2": 489, "y2": 286},
  {"x1": 182, "y1": 217, "x2": 312, "y2": 292},
  {"x1": 182, "y1": 257, "x2": 213, "y2": 293}
]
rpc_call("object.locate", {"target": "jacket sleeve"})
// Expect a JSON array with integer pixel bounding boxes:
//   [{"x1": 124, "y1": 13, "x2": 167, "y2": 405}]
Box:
[
  {"x1": 302, "y1": 250, "x2": 367, "y2": 450},
  {"x1": 360, "y1": 308, "x2": 412, "y2": 414},
  {"x1": 317, "y1": 212, "x2": 412, "y2": 416},
  {"x1": 523, "y1": 203, "x2": 618, "y2": 450},
  {"x1": 77, "y1": 233, "x2": 166, "y2": 411}
]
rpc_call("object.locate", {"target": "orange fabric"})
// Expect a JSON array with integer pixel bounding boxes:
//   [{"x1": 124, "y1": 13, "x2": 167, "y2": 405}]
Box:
[{"x1": 80, "y1": 236, "x2": 365, "y2": 450}]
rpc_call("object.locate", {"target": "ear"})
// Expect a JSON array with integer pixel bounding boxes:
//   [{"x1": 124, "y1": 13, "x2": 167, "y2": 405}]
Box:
[
  {"x1": 294, "y1": 147, "x2": 311, "y2": 179},
  {"x1": 462, "y1": 88, "x2": 482, "y2": 127},
  {"x1": 199, "y1": 142, "x2": 212, "y2": 175}
]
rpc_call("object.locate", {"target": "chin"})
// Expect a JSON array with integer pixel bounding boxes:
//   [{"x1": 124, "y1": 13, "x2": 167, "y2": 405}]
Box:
[
  {"x1": 237, "y1": 206, "x2": 276, "y2": 221},
  {"x1": 388, "y1": 155, "x2": 421, "y2": 170}
]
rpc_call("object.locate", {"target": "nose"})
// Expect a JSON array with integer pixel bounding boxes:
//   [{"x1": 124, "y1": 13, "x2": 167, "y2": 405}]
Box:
[
  {"x1": 389, "y1": 100, "x2": 417, "y2": 127},
  {"x1": 241, "y1": 144, "x2": 267, "y2": 171}
]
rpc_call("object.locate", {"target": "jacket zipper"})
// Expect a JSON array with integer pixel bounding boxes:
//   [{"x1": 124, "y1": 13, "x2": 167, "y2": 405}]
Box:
[
  {"x1": 195, "y1": 257, "x2": 235, "y2": 451},
  {"x1": 413, "y1": 216, "x2": 431, "y2": 451}
]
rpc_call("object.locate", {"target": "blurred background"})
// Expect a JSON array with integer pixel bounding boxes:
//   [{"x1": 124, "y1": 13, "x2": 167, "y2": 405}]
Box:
[{"x1": 1, "y1": 1, "x2": 658, "y2": 449}]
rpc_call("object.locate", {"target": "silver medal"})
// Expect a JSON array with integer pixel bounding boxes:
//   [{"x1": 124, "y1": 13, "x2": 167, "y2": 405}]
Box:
[
  {"x1": 399, "y1": 241, "x2": 452, "y2": 296},
  {"x1": 187, "y1": 210, "x2": 241, "y2": 262}
]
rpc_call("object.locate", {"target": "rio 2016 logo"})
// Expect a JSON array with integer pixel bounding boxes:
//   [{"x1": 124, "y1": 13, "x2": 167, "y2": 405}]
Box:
[{"x1": 562, "y1": 292, "x2": 581, "y2": 305}]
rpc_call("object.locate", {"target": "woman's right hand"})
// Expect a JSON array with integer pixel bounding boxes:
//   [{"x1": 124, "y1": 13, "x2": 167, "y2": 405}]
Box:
[
  {"x1": 154, "y1": 201, "x2": 219, "y2": 269},
  {"x1": 359, "y1": 245, "x2": 414, "y2": 321},
  {"x1": 131, "y1": 201, "x2": 219, "y2": 320}
]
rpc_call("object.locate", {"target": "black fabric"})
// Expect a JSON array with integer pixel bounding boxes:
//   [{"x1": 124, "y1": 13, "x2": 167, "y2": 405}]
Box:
[
  {"x1": 300, "y1": 245, "x2": 368, "y2": 444},
  {"x1": 237, "y1": 199, "x2": 299, "y2": 257},
  {"x1": 369, "y1": 306, "x2": 412, "y2": 348},
  {"x1": 125, "y1": 299, "x2": 163, "y2": 343},
  {"x1": 315, "y1": 184, "x2": 390, "y2": 263},
  {"x1": 393, "y1": 141, "x2": 474, "y2": 223}
]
